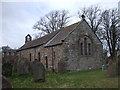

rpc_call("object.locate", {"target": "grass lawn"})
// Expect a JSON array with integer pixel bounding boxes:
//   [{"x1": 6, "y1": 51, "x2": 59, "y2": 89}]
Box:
[{"x1": 8, "y1": 69, "x2": 119, "y2": 88}]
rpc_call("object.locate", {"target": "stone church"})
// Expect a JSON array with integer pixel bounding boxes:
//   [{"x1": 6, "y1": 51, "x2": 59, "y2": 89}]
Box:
[{"x1": 17, "y1": 17, "x2": 103, "y2": 72}]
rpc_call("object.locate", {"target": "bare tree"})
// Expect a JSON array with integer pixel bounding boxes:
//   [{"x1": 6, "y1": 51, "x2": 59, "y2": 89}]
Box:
[
  {"x1": 33, "y1": 10, "x2": 70, "y2": 36},
  {"x1": 101, "y1": 8, "x2": 120, "y2": 60},
  {"x1": 78, "y1": 6, "x2": 120, "y2": 60},
  {"x1": 78, "y1": 5, "x2": 102, "y2": 33},
  {"x1": 32, "y1": 32, "x2": 45, "y2": 40}
]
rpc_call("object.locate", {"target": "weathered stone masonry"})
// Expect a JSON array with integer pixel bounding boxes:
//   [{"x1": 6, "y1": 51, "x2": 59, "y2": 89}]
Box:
[
  {"x1": 17, "y1": 18, "x2": 103, "y2": 72},
  {"x1": 62, "y1": 21, "x2": 103, "y2": 72}
]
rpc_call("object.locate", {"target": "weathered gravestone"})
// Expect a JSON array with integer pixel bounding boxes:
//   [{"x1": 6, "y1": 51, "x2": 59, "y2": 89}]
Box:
[
  {"x1": 17, "y1": 57, "x2": 31, "y2": 75},
  {"x1": 12, "y1": 56, "x2": 19, "y2": 72},
  {"x1": 2, "y1": 56, "x2": 13, "y2": 77},
  {"x1": 58, "y1": 60, "x2": 67, "y2": 73},
  {"x1": 2, "y1": 75, "x2": 12, "y2": 88},
  {"x1": 107, "y1": 60, "x2": 117, "y2": 77},
  {"x1": 31, "y1": 59, "x2": 45, "y2": 82},
  {"x1": 2, "y1": 62, "x2": 13, "y2": 77}
]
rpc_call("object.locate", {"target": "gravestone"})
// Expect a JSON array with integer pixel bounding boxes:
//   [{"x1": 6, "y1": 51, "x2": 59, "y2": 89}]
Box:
[
  {"x1": 58, "y1": 60, "x2": 67, "y2": 73},
  {"x1": 31, "y1": 59, "x2": 45, "y2": 82},
  {"x1": 2, "y1": 56, "x2": 13, "y2": 77},
  {"x1": 12, "y1": 56, "x2": 18, "y2": 72},
  {"x1": 2, "y1": 62, "x2": 13, "y2": 77},
  {"x1": 2, "y1": 75, "x2": 12, "y2": 88},
  {"x1": 17, "y1": 57, "x2": 30, "y2": 75},
  {"x1": 102, "y1": 64, "x2": 105, "y2": 70}
]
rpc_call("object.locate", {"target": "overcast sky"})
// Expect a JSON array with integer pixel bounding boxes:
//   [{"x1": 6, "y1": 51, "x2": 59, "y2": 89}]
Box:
[{"x1": 0, "y1": 0, "x2": 120, "y2": 49}]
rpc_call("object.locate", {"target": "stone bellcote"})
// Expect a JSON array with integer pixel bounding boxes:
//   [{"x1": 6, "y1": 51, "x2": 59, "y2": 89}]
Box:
[{"x1": 25, "y1": 34, "x2": 32, "y2": 43}]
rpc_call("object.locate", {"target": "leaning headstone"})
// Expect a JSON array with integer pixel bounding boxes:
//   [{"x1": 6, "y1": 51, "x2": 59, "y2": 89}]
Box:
[
  {"x1": 31, "y1": 59, "x2": 45, "y2": 82},
  {"x1": 2, "y1": 62, "x2": 13, "y2": 77},
  {"x1": 17, "y1": 57, "x2": 30, "y2": 75},
  {"x1": 2, "y1": 75, "x2": 12, "y2": 88}
]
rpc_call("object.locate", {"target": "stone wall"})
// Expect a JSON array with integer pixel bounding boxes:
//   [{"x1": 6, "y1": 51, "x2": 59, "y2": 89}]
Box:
[
  {"x1": 44, "y1": 45, "x2": 64, "y2": 72},
  {"x1": 18, "y1": 45, "x2": 63, "y2": 72},
  {"x1": 18, "y1": 46, "x2": 45, "y2": 67},
  {"x1": 62, "y1": 21, "x2": 103, "y2": 72},
  {"x1": 18, "y1": 48, "x2": 34, "y2": 61}
]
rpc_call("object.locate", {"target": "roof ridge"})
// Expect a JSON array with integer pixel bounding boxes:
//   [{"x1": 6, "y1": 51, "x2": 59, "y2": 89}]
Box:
[
  {"x1": 33, "y1": 21, "x2": 80, "y2": 41},
  {"x1": 44, "y1": 29, "x2": 62, "y2": 47},
  {"x1": 18, "y1": 21, "x2": 82, "y2": 50},
  {"x1": 25, "y1": 22, "x2": 80, "y2": 44}
]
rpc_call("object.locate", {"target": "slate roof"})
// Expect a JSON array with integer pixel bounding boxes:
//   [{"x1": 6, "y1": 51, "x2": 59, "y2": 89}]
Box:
[
  {"x1": 44, "y1": 22, "x2": 80, "y2": 47},
  {"x1": 18, "y1": 30, "x2": 60, "y2": 51},
  {"x1": 18, "y1": 21, "x2": 82, "y2": 51}
]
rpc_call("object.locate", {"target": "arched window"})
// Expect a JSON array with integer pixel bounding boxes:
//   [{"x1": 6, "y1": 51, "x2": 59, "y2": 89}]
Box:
[
  {"x1": 45, "y1": 56, "x2": 48, "y2": 69},
  {"x1": 80, "y1": 36, "x2": 92, "y2": 56},
  {"x1": 38, "y1": 52, "x2": 41, "y2": 61},
  {"x1": 84, "y1": 38, "x2": 87, "y2": 55},
  {"x1": 29, "y1": 53, "x2": 31, "y2": 61},
  {"x1": 80, "y1": 43, "x2": 83, "y2": 55},
  {"x1": 88, "y1": 43, "x2": 91, "y2": 55}
]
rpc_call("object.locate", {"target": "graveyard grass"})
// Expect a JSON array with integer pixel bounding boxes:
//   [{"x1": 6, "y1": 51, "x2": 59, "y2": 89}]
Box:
[{"x1": 8, "y1": 69, "x2": 119, "y2": 88}]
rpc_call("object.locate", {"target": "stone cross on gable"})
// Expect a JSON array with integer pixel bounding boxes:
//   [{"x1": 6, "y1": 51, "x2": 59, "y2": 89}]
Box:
[{"x1": 81, "y1": 14, "x2": 85, "y2": 19}]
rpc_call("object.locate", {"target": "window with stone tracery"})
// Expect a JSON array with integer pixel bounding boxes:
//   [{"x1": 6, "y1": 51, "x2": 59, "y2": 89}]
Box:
[{"x1": 80, "y1": 36, "x2": 92, "y2": 56}]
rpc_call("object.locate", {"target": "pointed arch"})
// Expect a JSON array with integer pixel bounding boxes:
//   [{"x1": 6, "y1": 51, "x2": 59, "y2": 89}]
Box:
[{"x1": 80, "y1": 36, "x2": 92, "y2": 56}]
